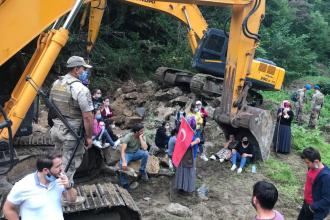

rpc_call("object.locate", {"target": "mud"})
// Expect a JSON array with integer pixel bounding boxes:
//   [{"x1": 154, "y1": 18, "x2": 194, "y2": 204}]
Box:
[{"x1": 127, "y1": 153, "x2": 305, "y2": 220}]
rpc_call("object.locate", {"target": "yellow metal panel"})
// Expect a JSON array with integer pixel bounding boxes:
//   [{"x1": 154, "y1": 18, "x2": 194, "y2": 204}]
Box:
[
  {"x1": 155, "y1": 0, "x2": 250, "y2": 6},
  {"x1": 0, "y1": 0, "x2": 75, "y2": 65},
  {"x1": 123, "y1": 1, "x2": 207, "y2": 39}
]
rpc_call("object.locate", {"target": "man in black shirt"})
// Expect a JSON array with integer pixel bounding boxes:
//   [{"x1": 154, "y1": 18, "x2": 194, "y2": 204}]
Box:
[{"x1": 230, "y1": 136, "x2": 254, "y2": 174}]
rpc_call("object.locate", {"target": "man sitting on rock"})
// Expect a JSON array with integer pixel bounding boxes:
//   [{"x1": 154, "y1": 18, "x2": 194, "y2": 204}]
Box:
[
  {"x1": 120, "y1": 123, "x2": 149, "y2": 190},
  {"x1": 210, "y1": 134, "x2": 238, "y2": 162}
]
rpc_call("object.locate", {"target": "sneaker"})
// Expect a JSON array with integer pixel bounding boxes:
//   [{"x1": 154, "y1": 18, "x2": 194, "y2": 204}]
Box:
[
  {"x1": 92, "y1": 140, "x2": 103, "y2": 149},
  {"x1": 103, "y1": 143, "x2": 111, "y2": 148},
  {"x1": 209, "y1": 155, "x2": 216, "y2": 160},
  {"x1": 200, "y1": 154, "x2": 209, "y2": 162},
  {"x1": 62, "y1": 196, "x2": 85, "y2": 206},
  {"x1": 237, "y1": 167, "x2": 243, "y2": 174},
  {"x1": 230, "y1": 164, "x2": 237, "y2": 171},
  {"x1": 219, "y1": 158, "x2": 225, "y2": 163},
  {"x1": 140, "y1": 171, "x2": 149, "y2": 181},
  {"x1": 114, "y1": 139, "x2": 121, "y2": 147}
]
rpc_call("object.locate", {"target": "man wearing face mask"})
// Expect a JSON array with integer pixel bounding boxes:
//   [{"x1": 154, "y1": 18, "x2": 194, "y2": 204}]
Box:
[
  {"x1": 3, "y1": 153, "x2": 79, "y2": 220},
  {"x1": 49, "y1": 56, "x2": 94, "y2": 184},
  {"x1": 298, "y1": 147, "x2": 330, "y2": 220}
]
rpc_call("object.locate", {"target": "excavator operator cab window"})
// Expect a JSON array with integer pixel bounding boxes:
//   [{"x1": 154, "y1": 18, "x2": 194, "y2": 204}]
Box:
[{"x1": 192, "y1": 28, "x2": 228, "y2": 78}]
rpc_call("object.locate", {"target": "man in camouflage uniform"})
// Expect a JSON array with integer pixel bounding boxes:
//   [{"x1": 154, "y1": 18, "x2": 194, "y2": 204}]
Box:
[
  {"x1": 308, "y1": 85, "x2": 324, "y2": 129},
  {"x1": 295, "y1": 84, "x2": 311, "y2": 125},
  {"x1": 49, "y1": 56, "x2": 94, "y2": 183}
]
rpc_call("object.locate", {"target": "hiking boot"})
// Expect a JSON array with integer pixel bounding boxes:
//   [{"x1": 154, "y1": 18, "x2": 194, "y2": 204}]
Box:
[
  {"x1": 209, "y1": 155, "x2": 216, "y2": 160},
  {"x1": 62, "y1": 196, "x2": 85, "y2": 206},
  {"x1": 200, "y1": 154, "x2": 209, "y2": 162},
  {"x1": 237, "y1": 167, "x2": 243, "y2": 174},
  {"x1": 140, "y1": 171, "x2": 149, "y2": 181},
  {"x1": 219, "y1": 158, "x2": 225, "y2": 163},
  {"x1": 230, "y1": 164, "x2": 237, "y2": 171},
  {"x1": 92, "y1": 140, "x2": 103, "y2": 149}
]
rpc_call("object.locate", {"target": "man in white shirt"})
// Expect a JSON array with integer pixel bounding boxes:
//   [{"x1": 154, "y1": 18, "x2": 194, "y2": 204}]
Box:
[{"x1": 3, "y1": 153, "x2": 78, "y2": 220}]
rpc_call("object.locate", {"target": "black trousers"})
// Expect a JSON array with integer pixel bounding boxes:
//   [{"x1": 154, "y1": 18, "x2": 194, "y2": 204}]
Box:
[{"x1": 297, "y1": 201, "x2": 314, "y2": 220}]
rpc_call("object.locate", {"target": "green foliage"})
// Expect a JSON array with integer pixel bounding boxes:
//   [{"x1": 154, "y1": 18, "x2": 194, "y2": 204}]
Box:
[
  {"x1": 263, "y1": 156, "x2": 301, "y2": 202},
  {"x1": 260, "y1": 90, "x2": 290, "y2": 104},
  {"x1": 292, "y1": 125, "x2": 330, "y2": 165}
]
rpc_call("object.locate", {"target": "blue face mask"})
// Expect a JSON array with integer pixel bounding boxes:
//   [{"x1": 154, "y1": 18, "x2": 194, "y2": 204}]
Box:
[
  {"x1": 45, "y1": 172, "x2": 57, "y2": 182},
  {"x1": 79, "y1": 70, "x2": 89, "y2": 83}
]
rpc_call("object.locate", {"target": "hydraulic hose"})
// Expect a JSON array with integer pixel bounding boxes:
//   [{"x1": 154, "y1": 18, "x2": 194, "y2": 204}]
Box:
[
  {"x1": 242, "y1": 0, "x2": 261, "y2": 41},
  {"x1": 0, "y1": 105, "x2": 14, "y2": 175}
]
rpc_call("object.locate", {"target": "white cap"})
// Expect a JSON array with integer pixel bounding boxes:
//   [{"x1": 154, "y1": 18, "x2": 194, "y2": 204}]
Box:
[
  {"x1": 196, "y1": 100, "x2": 202, "y2": 105},
  {"x1": 66, "y1": 56, "x2": 92, "y2": 68}
]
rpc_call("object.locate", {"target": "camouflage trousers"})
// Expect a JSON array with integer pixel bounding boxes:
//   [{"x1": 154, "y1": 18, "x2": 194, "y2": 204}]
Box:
[
  {"x1": 50, "y1": 120, "x2": 85, "y2": 183},
  {"x1": 295, "y1": 105, "x2": 304, "y2": 125},
  {"x1": 308, "y1": 108, "x2": 321, "y2": 129}
]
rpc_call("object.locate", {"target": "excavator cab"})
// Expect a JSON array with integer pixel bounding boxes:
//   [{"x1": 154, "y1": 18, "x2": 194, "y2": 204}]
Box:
[{"x1": 192, "y1": 28, "x2": 228, "y2": 77}]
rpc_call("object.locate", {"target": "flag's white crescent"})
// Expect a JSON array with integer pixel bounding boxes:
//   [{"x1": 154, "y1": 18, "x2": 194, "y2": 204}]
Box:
[{"x1": 180, "y1": 129, "x2": 186, "y2": 142}]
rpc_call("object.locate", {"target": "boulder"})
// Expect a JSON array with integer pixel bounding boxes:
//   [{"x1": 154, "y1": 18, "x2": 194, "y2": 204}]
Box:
[
  {"x1": 169, "y1": 95, "x2": 190, "y2": 107},
  {"x1": 155, "y1": 87, "x2": 183, "y2": 101},
  {"x1": 204, "y1": 106, "x2": 215, "y2": 119},
  {"x1": 124, "y1": 116, "x2": 143, "y2": 128},
  {"x1": 165, "y1": 203, "x2": 192, "y2": 217},
  {"x1": 155, "y1": 105, "x2": 176, "y2": 121},
  {"x1": 121, "y1": 80, "x2": 137, "y2": 93},
  {"x1": 141, "y1": 80, "x2": 158, "y2": 94},
  {"x1": 203, "y1": 119, "x2": 225, "y2": 144},
  {"x1": 124, "y1": 92, "x2": 139, "y2": 100},
  {"x1": 124, "y1": 155, "x2": 160, "y2": 175},
  {"x1": 114, "y1": 88, "x2": 123, "y2": 98}
]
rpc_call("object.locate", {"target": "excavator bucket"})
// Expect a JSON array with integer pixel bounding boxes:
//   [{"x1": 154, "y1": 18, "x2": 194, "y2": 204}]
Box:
[{"x1": 215, "y1": 106, "x2": 274, "y2": 161}]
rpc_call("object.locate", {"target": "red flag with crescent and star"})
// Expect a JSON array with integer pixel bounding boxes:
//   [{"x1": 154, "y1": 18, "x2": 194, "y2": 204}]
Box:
[{"x1": 172, "y1": 117, "x2": 194, "y2": 168}]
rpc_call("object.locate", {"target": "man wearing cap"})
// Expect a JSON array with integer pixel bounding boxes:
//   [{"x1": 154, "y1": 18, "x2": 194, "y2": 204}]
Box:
[
  {"x1": 308, "y1": 85, "x2": 324, "y2": 129},
  {"x1": 49, "y1": 56, "x2": 94, "y2": 183},
  {"x1": 294, "y1": 84, "x2": 311, "y2": 125}
]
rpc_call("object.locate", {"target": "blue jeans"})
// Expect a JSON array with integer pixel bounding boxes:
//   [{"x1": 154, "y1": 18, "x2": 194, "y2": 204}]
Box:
[
  {"x1": 195, "y1": 129, "x2": 204, "y2": 154},
  {"x1": 119, "y1": 149, "x2": 149, "y2": 186},
  {"x1": 95, "y1": 127, "x2": 114, "y2": 146},
  {"x1": 231, "y1": 152, "x2": 250, "y2": 169}
]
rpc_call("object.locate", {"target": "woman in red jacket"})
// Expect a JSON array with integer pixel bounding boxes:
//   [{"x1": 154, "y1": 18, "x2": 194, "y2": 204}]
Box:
[{"x1": 100, "y1": 97, "x2": 113, "y2": 119}]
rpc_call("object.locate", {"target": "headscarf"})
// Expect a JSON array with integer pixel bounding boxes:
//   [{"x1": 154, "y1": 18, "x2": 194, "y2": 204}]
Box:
[{"x1": 281, "y1": 100, "x2": 290, "y2": 108}]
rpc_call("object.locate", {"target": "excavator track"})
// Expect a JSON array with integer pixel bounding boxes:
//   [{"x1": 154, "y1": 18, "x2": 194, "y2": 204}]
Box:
[
  {"x1": 0, "y1": 135, "x2": 142, "y2": 220},
  {"x1": 155, "y1": 67, "x2": 262, "y2": 105}
]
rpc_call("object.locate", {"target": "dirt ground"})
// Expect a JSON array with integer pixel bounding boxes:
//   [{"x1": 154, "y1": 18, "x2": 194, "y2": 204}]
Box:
[{"x1": 126, "y1": 151, "x2": 308, "y2": 220}]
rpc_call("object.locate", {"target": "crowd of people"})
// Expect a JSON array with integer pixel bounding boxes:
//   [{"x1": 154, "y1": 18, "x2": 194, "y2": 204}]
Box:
[{"x1": 2, "y1": 56, "x2": 329, "y2": 220}]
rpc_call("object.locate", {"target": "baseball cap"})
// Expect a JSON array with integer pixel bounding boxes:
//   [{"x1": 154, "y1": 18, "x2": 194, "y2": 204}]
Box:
[
  {"x1": 314, "y1": 85, "x2": 320, "y2": 90},
  {"x1": 66, "y1": 56, "x2": 92, "y2": 68},
  {"x1": 196, "y1": 100, "x2": 202, "y2": 105}
]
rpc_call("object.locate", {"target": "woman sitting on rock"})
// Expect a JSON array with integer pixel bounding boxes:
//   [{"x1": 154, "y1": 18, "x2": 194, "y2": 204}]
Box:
[
  {"x1": 230, "y1": 136, "x2": 254, "y2": 174},
  {"x1": 210, "y1": 134, "x2": 238, "y2": 162}
]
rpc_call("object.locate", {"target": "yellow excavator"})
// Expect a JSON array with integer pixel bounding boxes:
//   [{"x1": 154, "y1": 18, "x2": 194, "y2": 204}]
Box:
[
  {"x1": 1, "y1": 0, "x2": 279, "y2": 217},
  {"x1": 85, "y1": 0, "x2": 280, "y2": 160},
  {"x1": 86, "y1": 0, "x2": 285, "y2": 103}
]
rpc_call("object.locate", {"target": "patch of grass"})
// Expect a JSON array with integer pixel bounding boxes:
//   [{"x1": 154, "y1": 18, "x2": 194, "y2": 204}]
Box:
[
  {"x1": 263, "y1": 156, "x2": 302, "y2": 202},
  {"x1": 292, "y1": 124, "x2": 330, "y2": 165},
  {"x1": 260, "y1": 90, "x2": 290, "y2": 104}
]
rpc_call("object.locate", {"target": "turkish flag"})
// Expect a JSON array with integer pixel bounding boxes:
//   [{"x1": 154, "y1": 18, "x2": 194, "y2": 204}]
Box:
[{"x1": 172, "y1": 117, "x2": 194, "y2": 168}]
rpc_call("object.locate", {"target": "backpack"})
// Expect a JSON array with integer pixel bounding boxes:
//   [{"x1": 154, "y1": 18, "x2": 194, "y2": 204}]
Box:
[
  {"x1": 290, "y1": 91, "x2": 298, "y2": 102},
  {"x1": 315, "y1": 93, "x2": 324, "y2": 106}
]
